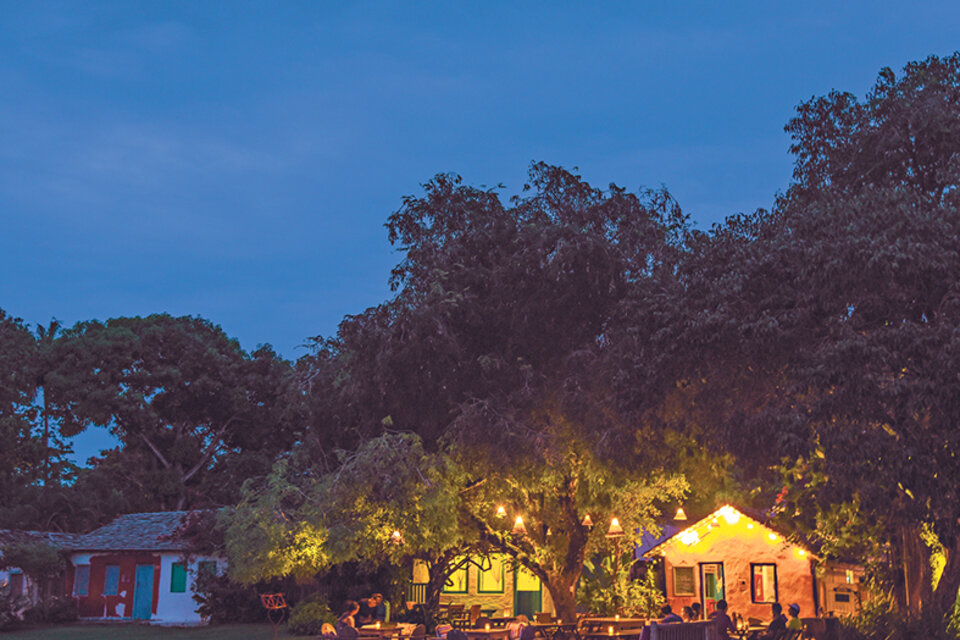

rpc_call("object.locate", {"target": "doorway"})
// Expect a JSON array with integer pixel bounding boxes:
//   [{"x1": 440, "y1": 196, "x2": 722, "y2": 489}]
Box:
[
  {"x1": 132, "y1": 565, "x2": 154, "y2": 620},
  {"x1": 699, "y1": 562, "x2": 725, "y2": 617},
  {"x1": 514, "y1": 566, "x2": 542, "y2": 618}
]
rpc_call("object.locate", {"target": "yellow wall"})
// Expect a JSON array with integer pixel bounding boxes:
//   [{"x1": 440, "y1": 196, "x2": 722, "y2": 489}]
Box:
[
  {"x1": 657, "y1": 510, "x2": 816, "y2": 621},
  {"x1": 412, "y1": 557, "x2": 556, "y2": 618}
]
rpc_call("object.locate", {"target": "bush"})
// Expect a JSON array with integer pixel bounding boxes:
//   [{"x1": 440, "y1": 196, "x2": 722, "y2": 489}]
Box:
[
  {"x1": 288, "y1": 596, "x2": 336, "y2": 636},
  {"x1": 192, "y1": 570, "x2": 267, "y2": 624},
  {"x1": 24, "y1": 595, "x2": 78, "y2": 624},
  {"x1": 0, "y1": 585, "x2": 30, "y2": 630}
]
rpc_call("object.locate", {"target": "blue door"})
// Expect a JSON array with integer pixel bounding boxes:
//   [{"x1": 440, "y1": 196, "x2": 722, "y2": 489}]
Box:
[{"x1": 132, "y1": 565, "x2": 154, "y2": 620}]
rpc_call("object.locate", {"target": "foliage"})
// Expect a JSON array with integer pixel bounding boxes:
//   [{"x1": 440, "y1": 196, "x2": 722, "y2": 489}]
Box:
[
  {"x1": 0, "y1": 584, "x2": 30, "y2": 630},
  {"x1": 191, "y1": 570, "x2": 269, "y2": 624},
  {"x1": 287, "y1": 595, "x2": 336, "y2": 636},
  {"x1": 579, "y1": 554, "x2": 663, "y2": 618},
  {"x1": 0, "y1": 541, "x2": 63, "y2": 581},
  {"x1": 24, "y1": 595, "x2": 79, "y2": 624}
]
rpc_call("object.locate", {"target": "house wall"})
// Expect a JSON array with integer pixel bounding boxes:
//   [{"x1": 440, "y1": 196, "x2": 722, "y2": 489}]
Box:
[
  {"x1": 154, "y1": 554, "x2": 225, "y2": 624},
  {"x1": 69, "y1": 552, "x2": 161, "y2": 620},
  {"x1": 658, "y1": 516, "x2": 816, "y2": 621},
  {"x1": 413, "y1": 558, "x2": 556, "y2": 618}
]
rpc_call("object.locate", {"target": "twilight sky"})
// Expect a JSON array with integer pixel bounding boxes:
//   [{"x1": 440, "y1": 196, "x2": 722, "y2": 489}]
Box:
[{"x1": 2, "y1": 2, "x2": 959, "y2": 459}]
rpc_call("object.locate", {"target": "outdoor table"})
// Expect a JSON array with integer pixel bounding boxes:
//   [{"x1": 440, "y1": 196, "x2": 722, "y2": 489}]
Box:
[
  {"x1": 733, "y1": 626, "x2": 767, "y2": 639},
  {"x1": 463, "y1": 628, "x2": 512, "y2": 640},
  {"x1": 578, "y1": 628, "x2": 647, "y2": 640},
  {"x1": 360, "y1": 623, "x2": 418, "y2": 639},
  {"x1": 530, "y1": 621, "x2": 579, "y2": 640},
  {"x1": 579, "y1": 618, "x2": 648, "y2": 634}
]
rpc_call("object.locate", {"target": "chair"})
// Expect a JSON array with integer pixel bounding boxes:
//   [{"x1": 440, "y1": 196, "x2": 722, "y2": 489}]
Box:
[
  {"x1": 436, "y1": 625, "x2": 454, "y2": 639},
  {"x1": 520, "y1": 625, "x2": 537, "y2": 640},
  {"x1": 470, "y1": 605, "x2": 483, "y2": 627},
  {"x1": 535, "y1": 613, "x2": 553, "y2": 623}
]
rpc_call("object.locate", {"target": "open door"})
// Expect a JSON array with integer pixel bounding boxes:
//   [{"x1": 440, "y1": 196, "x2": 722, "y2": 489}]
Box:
[
  {"x1": 699, "y1": 562, "x2": 725, "y2": 617},
  {"x1": 514, "y1": 566, "x2": 542, "y2": 618}
]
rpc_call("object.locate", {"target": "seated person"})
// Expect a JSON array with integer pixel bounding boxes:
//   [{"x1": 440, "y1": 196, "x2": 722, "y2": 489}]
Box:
[
  {"x1": 682, "y1": 606, "x2": 695, "y2": 622},
  {"x1": 691, "y1": 603, "x2": 702, "y2": 621},
  {"x1": 708, "y1": 600, "x2": 738, "y2": 639},
  {"x1": 786, "y1": 603, "x2": 802, "y2": 632},
  {"x1": 659, "y1": 604, "x2": 683, "y2": 624},
  {"x1": 748, "y1": 603, "x2": 786, "y2": 640},
  {"x1": 337, "y1": 601, "x2": 361, "y2": 636}
]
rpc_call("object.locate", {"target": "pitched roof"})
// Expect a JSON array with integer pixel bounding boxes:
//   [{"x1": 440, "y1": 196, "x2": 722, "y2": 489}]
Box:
[
  {"x1": 0, "y1": 529, "x2": 81, "y2": 551},
  {"x1": 69, "y1": 511, "x2": 195, "y2": 552}
]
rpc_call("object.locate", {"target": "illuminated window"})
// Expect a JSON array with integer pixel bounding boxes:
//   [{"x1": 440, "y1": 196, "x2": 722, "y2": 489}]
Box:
[
  {"x1": 751, "y1": 564, "x2": 778, "y2": 603},
  {"x1": 478, "y1": 555, "x2": 504, "y2": 593},
  {"x1": 103, "y1": 565, "x2": 120, "y2": 596},
  {"x1": 845, "y1": 569, "x2": 854, "y2": 584},
  {"x1": 74, "y1": 565, "x2": 90, "y2": 597},
  {"x1": 442, "y1": 560, "x2": 468, "y2": 594},
  {"x1": 673, "y1": 566, "x2": 695, "y2": 596}
]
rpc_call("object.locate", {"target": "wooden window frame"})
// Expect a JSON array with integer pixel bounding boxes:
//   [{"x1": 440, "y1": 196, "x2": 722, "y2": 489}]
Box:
[
  {"x1": 672, "y1": 566, "x2": 696, "y2": 596},
  {"x1": 750, "y1": 563, "x2": 778, "y2": 604}
]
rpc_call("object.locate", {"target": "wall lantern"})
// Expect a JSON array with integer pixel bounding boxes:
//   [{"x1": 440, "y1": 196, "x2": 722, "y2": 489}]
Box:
[
  {"x1": 512, "y1": 515, "x2": 528, "y2": 536},
  {"x1": 674, "y1": 507, "x2": 688, "y2": 521},
  {"x1": 581, "y1": 514, "x2": 594, "y2": 529},
  {"x1": 390, "y1": 530, "x2": 404, "y2": 545},
  {"x1": 496, "y1": 505, "x2": 507, "y2": 519}
]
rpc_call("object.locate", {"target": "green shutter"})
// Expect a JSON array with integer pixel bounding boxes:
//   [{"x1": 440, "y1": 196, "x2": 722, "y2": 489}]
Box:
[{"x1": 171, "y1": 562, "x2": 187, "y2": 593}]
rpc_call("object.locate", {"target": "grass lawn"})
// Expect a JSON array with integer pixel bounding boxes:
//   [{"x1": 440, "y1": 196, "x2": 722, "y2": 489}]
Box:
[{"x1": 0, "y1": 623, "x2": 298, "y2": 639}]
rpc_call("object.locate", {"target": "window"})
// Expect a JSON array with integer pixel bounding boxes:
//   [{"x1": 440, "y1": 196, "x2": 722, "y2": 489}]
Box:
[
  {"x1": 74, "y1": 565, "x2": 90, "y2": 597},
  {"x1": 478, "y1": 555, "x2": 504, "y2": 593},
  {"x1": 673, "y1": 566, "x2": 695, "y2": 596},
  {"x1": 103, "y1": 565, "x2": 120, "y2": 596},
  {"x1": 442, "y1": 559, "x2": 468, "y2": 594},
  {"x1": 198, "y1": 561, "x2": 217, "y2": 577},
  {"x1": 834, "y1": 592, "x2": 851, "y2": 603},
  {"x1": 171, "y1": 562, "x2": 187, "y2": 593},
  {"x1": 751, "y1": 564, "x2": 778, "y2": 603}
]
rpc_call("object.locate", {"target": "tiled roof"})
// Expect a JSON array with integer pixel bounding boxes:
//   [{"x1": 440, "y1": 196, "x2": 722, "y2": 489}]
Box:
[
  {"x1": 0, "y1": 529, "x2": 82, "y2": 551},
  {"x1": 68, "y1": 511, "x2": 195, "y2": 552}
]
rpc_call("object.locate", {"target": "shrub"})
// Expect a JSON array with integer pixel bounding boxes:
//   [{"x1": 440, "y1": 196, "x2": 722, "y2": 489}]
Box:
[
  {"x1": 287, "y1": 596, "x2": 336, "y2": 636},
  {"x1": 192, "y1": 570, "x2": 266, "y2": 624},
  {"x1": 24, "y1": 595, "x2": 78, "y2": 624},
  {"x1": 0, "y1": 585, "x2": 30, "y2": 630}
]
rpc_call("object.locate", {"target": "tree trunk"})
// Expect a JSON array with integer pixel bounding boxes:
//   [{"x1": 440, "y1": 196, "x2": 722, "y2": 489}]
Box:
[
  {"x1": 900, "y1": 524, "x2": 933, "y2": 616},
  {"x1": 544, "y1": 572, "x2": 580, "y2": 622},
  {"x1": 933, "y1": 537, "x2": 960, "y2": 616}
]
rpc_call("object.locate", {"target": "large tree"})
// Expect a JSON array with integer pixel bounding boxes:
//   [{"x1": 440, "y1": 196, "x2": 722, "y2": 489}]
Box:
[{"x1": 47, "y1": 314, "x2": 295, "y2": 510}]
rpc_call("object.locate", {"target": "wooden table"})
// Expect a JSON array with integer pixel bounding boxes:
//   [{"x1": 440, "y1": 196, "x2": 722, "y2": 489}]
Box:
[
  {"x1": 529, "y1": 622, "x2": 579, "y2": 640},
  {"x1": 579, "y1": 629, "x2": 647, "y2": 640},
  {"x1": 462, "y1": 628, "x2": 512, "y2": 640},
  {"x1": 359, "y1": 623, "x2": 418, "y2": 639}
]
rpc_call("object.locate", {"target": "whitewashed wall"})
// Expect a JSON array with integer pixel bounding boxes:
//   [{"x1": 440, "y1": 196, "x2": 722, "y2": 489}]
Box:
[{"x1": 153, "y1": 553, "x2": 225, "y2": 625}]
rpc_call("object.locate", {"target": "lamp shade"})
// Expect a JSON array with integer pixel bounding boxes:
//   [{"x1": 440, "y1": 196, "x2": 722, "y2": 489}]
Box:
[
  {"x1": 581, "y1": 514, "x2": 594, "y2": 528},
  {"x1": 606, "y1": 517, "x2": 625, "y2": 538},
  {"x1": 390, "y1": 530, "x2": 404, "y2": 545},
  {"x1": 495, "y1": 505, "x2": 507, "y2": 519},
  {"x1": 512, "y1": 515, "x2": 528, "y2": 536},
  {"x1": 674, "y1": 507, "x2": 688, "y2": 521}
]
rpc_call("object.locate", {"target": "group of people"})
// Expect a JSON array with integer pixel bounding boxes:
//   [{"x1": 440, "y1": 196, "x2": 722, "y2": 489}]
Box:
[
  {"x1": 656, "y1": 600, "x2": 802, "y2": 639},
  {"x1": 336, "y1": 593, "x2": 388, "y2": 636}
]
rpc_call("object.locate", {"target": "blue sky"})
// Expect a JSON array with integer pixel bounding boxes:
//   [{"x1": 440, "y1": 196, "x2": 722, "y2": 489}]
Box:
[{"x1": 2, "y1": 2, "x2": 959, "y2": 460}]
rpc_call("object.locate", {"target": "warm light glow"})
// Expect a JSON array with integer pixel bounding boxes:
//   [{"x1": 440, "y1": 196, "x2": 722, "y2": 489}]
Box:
[
  {"x1": 390, "y1": 530, "x2": 403, "y2": 545},
  {"x1": 485, "y1": 624, "x2": 491, "y2": 631},
  {"x1": 614, "y1": 614, "x2": 620, "y2": 621},
  {"x1": 719, "y1": 506, "x2": 741, "y2": 525},
  {"x1": 747, "y1": 523, "x2": 754, "y2": 530},
  {"x1": 608, "y1": 626, "x2": 614, "y2": 635},
  {"x1": 376, "y1": 622, "x2": 381, "y2": 629},
  {"x1": 679, "y1": 529, "x2": 700, "y2": 546},
  {"x1": 797, "y1": 549, "x2": 806, "y2": 557},
  {"x1": 512, "y1": 515, "x2": 528, "y2": 536},
  {"x1": 606, "y1": 517, "x2": 625, "y2": 538},
  {"x1": 582, "y1": 514, "x2": 594, "y2": 528},
  {"x1": 768, "y1": 532, "x2": 778, "y2": 541},
  {"x1": 496, "y1": 505, "x2": 507, "y2": 518},
  {"x1": 674, "y1": 507, "x2": 688, "y2": 521}
]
